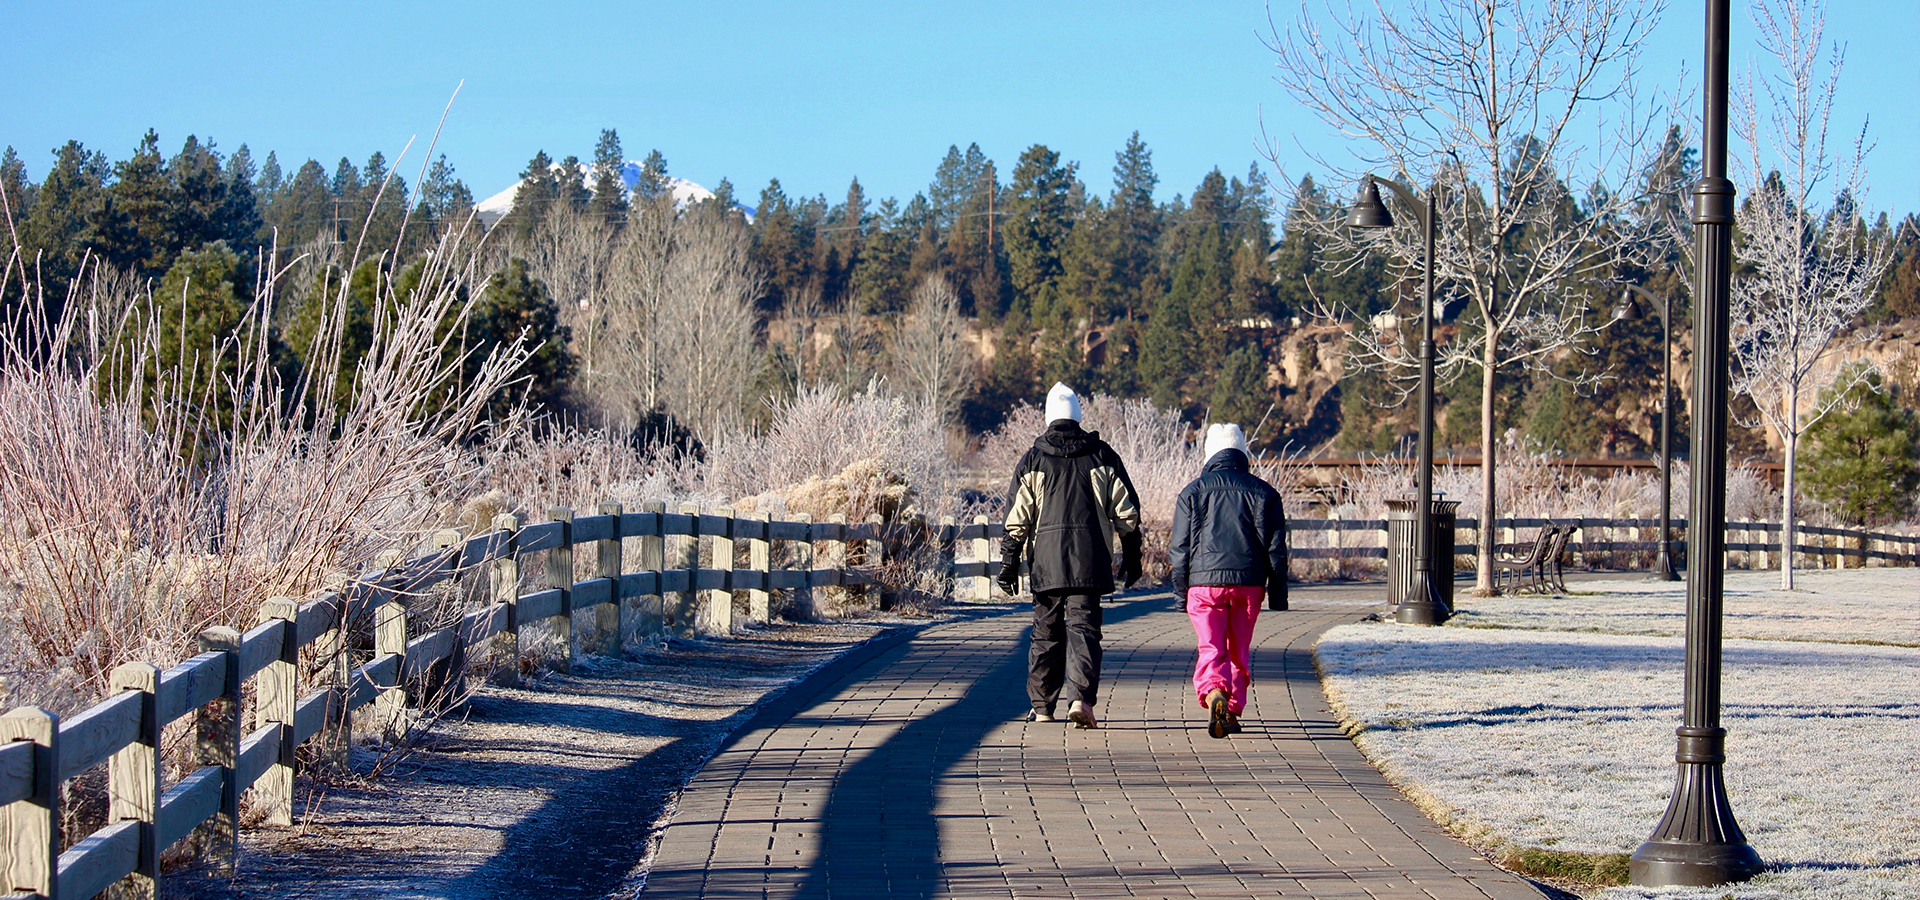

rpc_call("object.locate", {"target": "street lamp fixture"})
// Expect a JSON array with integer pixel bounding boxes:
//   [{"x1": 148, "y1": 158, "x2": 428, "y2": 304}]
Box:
[
  {"x1": 1616, "y1": 285, "x2": 1682, "y2": 582},
  {"x1": 1629, "y1": 0, "x2": 1763, "y2": 886},
  {"x1": 1348, "y1": 174, "x2": 1448, "y2": 626}
]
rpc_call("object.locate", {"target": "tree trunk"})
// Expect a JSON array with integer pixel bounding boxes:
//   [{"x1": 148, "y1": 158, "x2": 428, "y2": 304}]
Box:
[
  {"x1": 1780, "y1": 428, "x2": 1797, "y2": 589},
  {"x1": 1476, "y1": 333, "x2": 1499, "y2": 595}
]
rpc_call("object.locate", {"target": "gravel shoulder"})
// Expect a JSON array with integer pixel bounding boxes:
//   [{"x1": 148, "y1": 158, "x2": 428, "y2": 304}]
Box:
[{"x1": 168, "y1": 618, "x2": 945, "y2": 900}]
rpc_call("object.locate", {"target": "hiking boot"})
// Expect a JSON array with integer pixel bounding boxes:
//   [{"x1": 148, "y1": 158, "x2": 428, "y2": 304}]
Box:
[
  {"x1": 1222, "y1": 710, "x2": 1242, "y2": 735},
  {"x1": 1207, "y1": 690, "x2": 1231, "y2": 739},
  {"x1": 1067, "y1": 700, "x2": 1098, "y2": 729},
  {"x1": 1025, "y1": 708, "x2": 1056, "y2": 723}
]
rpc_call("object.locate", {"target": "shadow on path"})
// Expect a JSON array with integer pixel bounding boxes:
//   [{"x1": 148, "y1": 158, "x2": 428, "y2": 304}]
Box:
[{"x1": 789, "y1": 595, "x2": 1168, "y2": 899}]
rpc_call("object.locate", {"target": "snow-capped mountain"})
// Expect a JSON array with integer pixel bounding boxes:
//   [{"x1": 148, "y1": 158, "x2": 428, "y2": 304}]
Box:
[{"x1": 475, "y1": 160, "x2": 755, "y2": 225}]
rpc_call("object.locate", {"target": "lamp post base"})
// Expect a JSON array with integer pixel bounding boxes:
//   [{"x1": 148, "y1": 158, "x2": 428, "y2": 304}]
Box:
[
  {"x1": 1653, "y1": 546, "x2": 1681, "y2": 582},
  {"x1": 1393, "y1": 572, "x2": 1450, "y2": 625},
  {"x1": 1630, "y1": 728, "x2": 1764, "y2": 887}
]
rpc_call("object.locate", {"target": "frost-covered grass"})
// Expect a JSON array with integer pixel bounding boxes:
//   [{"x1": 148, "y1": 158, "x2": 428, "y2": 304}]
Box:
[
  {"x1": 1316, "y1": 570, "x2": 1920, "y2": 899},
  {"x1": 1450, "y1": 568, "x2": 1920, "y2": 647}
]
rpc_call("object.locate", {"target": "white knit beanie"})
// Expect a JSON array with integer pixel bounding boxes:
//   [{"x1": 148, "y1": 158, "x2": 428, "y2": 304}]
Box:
[
  {"x1": 1044, "y1": 383, "x2": 1082, "y2": 423},
  {"x1": 1203, "y1": 423, "x2": 1249, "y2": 461}
]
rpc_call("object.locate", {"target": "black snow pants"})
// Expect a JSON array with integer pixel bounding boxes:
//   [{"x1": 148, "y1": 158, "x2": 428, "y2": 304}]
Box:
[{"x1": 1028, "y1": 590, "x2": 1103, "y2": 713}]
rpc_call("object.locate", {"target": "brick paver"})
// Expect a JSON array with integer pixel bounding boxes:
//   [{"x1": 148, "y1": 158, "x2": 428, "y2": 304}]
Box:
[{"x1": 646, "y1": 585, "x2": 1547, "y2": 898}]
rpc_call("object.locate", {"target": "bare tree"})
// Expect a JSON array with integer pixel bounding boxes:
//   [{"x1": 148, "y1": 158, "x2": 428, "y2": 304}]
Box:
[
  {"x1": 596, "y1": 198, "x2": 675, "y2": 423},
  {"x1": 656, "y1": 205, "x2": 764, "y2": 440},
  {"x1": 1268, "y1": 0, "x2": 1667, "y2": 593},
  {"x1": 1728, "y1": 0, "x2": 1890, "y2": 588},
  {"x1": 519, "y1": 206, "x2": 615, "y2": 395},
  {"x1": 886, "y1": 273, "x2": 977, "y2": 423}
]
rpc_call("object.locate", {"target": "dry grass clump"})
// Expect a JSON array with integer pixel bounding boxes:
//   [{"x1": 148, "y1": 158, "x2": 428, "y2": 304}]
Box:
[
  {"x1": 713, "y1": 383, "x2": 960, "y2": 522},
  {"x1": 0, "y1": 227, "x2": 531, "y2": 717}
]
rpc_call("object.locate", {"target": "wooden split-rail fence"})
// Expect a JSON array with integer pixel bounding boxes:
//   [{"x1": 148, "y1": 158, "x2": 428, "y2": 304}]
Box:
[
  {"x1": 1289, "y1": 516, "x2": 1920, "y2": 570},
  {"x1": 0, "y1": 502, "x2": 1011, "y2": 900}
]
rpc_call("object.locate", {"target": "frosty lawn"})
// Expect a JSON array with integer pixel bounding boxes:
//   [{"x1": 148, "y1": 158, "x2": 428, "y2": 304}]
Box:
[{"x1": 1314, "y1": 568, "x2": 1919, "y2": 899}]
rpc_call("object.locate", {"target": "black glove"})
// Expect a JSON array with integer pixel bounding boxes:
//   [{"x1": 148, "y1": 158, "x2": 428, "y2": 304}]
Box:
[
  {"x1": 997, "y1": 547, "x2": 1022, "y2": 596},
  {"x1": 1267, "y1": 579, "x2": 1288, "y2": 611},
  {"x1": 1119, "y1": 532, "x2": 1143, "y2": 589}
]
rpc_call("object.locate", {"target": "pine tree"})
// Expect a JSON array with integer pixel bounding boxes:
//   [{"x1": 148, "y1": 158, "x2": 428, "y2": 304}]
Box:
[
  {"x1": 1209, "y1": 343, "x2": 1269, "y2": 433},
  {"x1": 1002, "y1": 144, "x2": 1078, "y2": 327},
  {"x1": 636, "y1": 150, "x2": 671, "y2": 204},
  {"x1": 1801, "y1": 371, "x2": 1920, "y2": 525},
  {"x1": 269, "y1": 160, "x2": 333, "y2": 248},
  {"x1": 20, "y1": 142, "x2": 110, "y2": 317},
  {"x1": 108, "y1": 130, "x2": 178, "y2": 274},
  {"x1": 555, "y1": 155, "x2": 592, "y2": 212},
  {"x1": 851, "y1": 198, "x2": 911, "y2": 313},
  {"x1": 1109, "y1": 132, "x2": 1162, "y2": 318},
  {"x1": 418, "y1": 155, "x2": 475, "y2": 233},
  {"x1": 221, "y1": 144, "x2": 264, "y2": 250},
  {"x1": 505, "y1": 150, "x2": 555, "y2": 245},
  {"x1": 589, "y1": 129, "x2": 629, "y2": 226},
  {"x1": 284, "y1": 259, "x2": 377, "y2": 415},
  {"x1": 476, "y1": 257, "x2": 574, "y2": 415},
  {"x1": 255, "y1": 151, "x2": 284, "y2": 197},
  {"x1": 134, "y1": 241, "x2": 250, "y2": 427}
]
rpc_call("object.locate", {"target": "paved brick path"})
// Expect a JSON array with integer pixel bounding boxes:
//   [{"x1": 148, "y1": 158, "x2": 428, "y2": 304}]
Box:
[{"x1": 646, "y1": 585, "x2": 1548, "y2": 899}]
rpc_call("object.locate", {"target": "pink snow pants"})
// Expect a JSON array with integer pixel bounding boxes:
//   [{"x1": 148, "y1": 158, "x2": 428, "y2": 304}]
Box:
[{"x1": 1187, "y1": 585, "x2": 1264, "y2": 715}]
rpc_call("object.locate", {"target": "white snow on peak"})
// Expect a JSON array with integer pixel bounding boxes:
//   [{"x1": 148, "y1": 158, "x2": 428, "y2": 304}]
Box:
[{"x1": 475, "y1": 160, "x2": 753, "y2": 224}]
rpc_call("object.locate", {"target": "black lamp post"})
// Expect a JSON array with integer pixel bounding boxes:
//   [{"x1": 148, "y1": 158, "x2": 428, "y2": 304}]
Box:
[
  {"x1": 1617, "y1": 284, "x2": 1682, "y2": 582},
  {"x1": 1629, "y1": 0, "x2": 1764, "y2": 886},
  {"x1": 1348, "y1": 176, "x2": 1448, "y2": 626}
]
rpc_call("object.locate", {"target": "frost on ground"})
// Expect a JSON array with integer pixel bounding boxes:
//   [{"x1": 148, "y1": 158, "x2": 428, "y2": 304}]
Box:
[
  {"x1": 167, "y1": 621, "x2": 896, "y2": 900},
  {"x1": 1317, "y1": 569, "x2": 1919, "y2": 900},
  {"x1": 1449, "y1": 568, "x2": 1919, "y2": 646}
]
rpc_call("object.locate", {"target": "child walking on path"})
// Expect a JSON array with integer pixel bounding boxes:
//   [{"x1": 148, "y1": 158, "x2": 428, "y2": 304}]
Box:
[{"x1": 1168, "y1": 424, "x2": 1288, "y2": 739}]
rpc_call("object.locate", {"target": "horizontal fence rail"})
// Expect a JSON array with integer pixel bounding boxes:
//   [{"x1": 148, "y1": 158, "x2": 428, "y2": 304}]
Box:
[
  {"x1": 1285, "y1": 516, "x2": 1920, "y2": 569},
  {"x1": 3, "y1": 504, "x2": 1913, "y2": 898}
]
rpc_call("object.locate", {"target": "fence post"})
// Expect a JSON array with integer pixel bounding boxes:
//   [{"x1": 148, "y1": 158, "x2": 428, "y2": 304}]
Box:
[
  {"x1": 825, "y1": 513, "x2": 849, "y2": 613},
  {"x1": 596, "y1": 501, "x2": 624, "y2": 655},
  {"x1": 255, "y1": 598, "x2": 300, "y2": 827},
  {"x1": 864, "y1": 512, "x2": 886, "y2": 610},
  {"x1": 547, "y1": 507, "x2": 576, "y2": 671},
  {"x1": 373, "y1": 547, "x2": 410, "y2": 740},
  {"x1": 0, "y1": 707, "x2": 58, "y2": 897},
  {"x1": 489, "y1": 514, "x2": 522, "y2": 685},
  {"x1": 749, "y1": 511, "x2": 773, "y2": 623},
  {"x1": 972, "y1": 514, "x2": 993, "y2": 601},
  {"x1": 665, "y1": 502, "x2": 696, "y2": 638},
  {"x1": 640, "y1": 500, "x2": 667, "y2": 640},
  {"x1": 193, "y1": 626, "x2": 242, "y2": 875},
  {"x1": 937, "y1": 515, "x2": 958, "y2": 603},
  {"x1": 793, "y1": 513, "x2": 815, "y2": 619},
  {"x1": 706, "y1": 508, "x2": 735, "y2": 634},
  {"x1": 108, "y1": 662, "x2": 162, "y2": 898}
]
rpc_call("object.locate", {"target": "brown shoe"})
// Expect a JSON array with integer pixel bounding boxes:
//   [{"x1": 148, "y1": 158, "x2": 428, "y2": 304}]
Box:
[
  {"x1": 1222, "y1": 710, "x2": 1242, "y2": 735},
  {"x1": 1206, "y1": 690, "x2": 1230, "y2": 739}
]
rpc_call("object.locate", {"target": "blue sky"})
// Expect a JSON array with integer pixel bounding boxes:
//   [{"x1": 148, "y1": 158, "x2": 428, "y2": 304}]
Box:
[{"x1": 5, "y1": 1, "x2": 1915, "y2": 218}]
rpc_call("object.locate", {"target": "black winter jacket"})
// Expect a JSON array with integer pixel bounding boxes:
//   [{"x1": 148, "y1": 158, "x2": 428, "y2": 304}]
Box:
[
  {"x1": 1168, "y1": 449, "x2": 1288, "y2": 602},
  {"x1": 1000, "y1": 421, "x2": 1143, "y2": 594}
]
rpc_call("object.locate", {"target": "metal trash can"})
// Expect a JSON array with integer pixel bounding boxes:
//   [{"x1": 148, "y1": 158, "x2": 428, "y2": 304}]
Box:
[{"x1": 1387, "y1": 498, "x2": 1459, "y2": 610}]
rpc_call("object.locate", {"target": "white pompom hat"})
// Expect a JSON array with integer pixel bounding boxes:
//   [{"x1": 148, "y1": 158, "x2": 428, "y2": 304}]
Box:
[
  {"x1": 1044, "y1": 383, "x2": 1083, "y2": 423},
  {"x1": 1203, "y1": 423, "x2": 1249, "y2": 461}
]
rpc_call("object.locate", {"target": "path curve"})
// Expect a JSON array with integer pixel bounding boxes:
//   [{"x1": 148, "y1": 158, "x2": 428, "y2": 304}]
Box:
[{"x1": 646, "y1": 585, "x2": 1550, "y2": 899}]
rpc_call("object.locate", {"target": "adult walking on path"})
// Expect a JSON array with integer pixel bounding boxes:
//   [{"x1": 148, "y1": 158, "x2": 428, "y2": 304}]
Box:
[
  {"x1": 996, "y1": 383, "x2": 1143, "y2": 729},
  {"x1": 645, "y1": 585, "x2": 1550, "y2": 899},
  {"x1": 1170, "y1": 423, "x2": 1289, "y2": 739}
]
